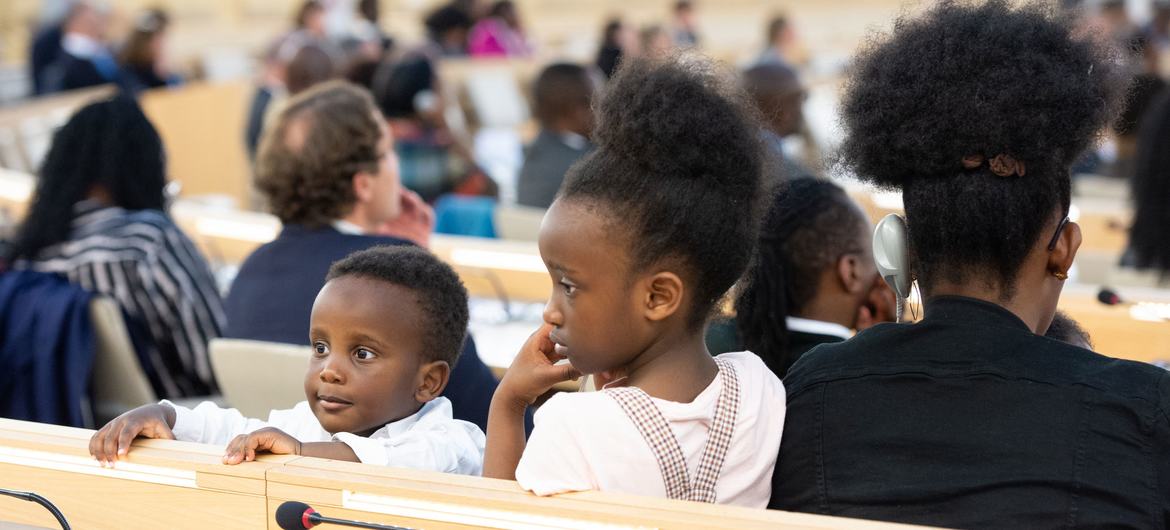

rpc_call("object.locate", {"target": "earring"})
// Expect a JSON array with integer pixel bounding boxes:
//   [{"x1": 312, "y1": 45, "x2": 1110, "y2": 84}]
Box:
[{"x1": 1051, "y1": 271, "x2": 1068, "y2": 281}]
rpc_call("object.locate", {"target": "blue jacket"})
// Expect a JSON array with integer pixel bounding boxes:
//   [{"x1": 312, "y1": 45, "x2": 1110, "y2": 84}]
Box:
[
  {"x1": 0, "y1": 270, "x2": 95, "y2": 427},
  {"x1": 225, "y1": 225, "x2": 501, "y2": 431}
]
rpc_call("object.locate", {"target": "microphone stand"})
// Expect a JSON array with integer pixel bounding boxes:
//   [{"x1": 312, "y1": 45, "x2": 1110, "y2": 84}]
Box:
[{"x1": 0, "y1": 488, "x2": 71, "y2": 530}]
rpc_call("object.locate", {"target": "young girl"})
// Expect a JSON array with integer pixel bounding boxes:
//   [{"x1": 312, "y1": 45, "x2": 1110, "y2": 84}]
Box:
[{"x1": 484, "y1": 55, "x2": 785, "y2": 508}]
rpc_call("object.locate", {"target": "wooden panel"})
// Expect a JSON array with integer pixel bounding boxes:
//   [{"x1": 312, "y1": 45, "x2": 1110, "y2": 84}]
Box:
[
  {"x1": 267, "y1": 457, "x2": 932, "y2": 530},
  {"x1": 139, "y1": 81, "x2": 253, "y2": 209},
  {"x1": 0, "y1": 419, "x2": 293, "y2": 530},
  {"x1": 0, "y1": 420, "x2": 933, "y2": 530}
]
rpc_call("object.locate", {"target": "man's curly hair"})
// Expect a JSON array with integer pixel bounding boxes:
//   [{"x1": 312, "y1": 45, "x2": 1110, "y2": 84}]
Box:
[
  {"x1": 837, "y1": 0, "x2": 1126, "y2": 297},
  {"x1": 256, "y1": 80, "x2": 383, "y2": 228}
]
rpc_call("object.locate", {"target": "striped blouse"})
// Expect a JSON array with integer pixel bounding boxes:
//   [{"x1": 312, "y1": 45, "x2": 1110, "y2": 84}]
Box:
[{"x1": 22, "y1": 201, "x2": 224, "y2": 398}]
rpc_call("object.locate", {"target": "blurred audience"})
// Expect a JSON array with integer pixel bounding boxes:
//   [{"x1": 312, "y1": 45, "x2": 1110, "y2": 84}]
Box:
[
  {"x1": 756, "y1": 14, "x2": 798, "y2": 67},
  {"x1": 39, "y1": 2, "x2": 120, "y2": 94},
  {"x1": 119, "y1": 9, "x2": 182, "y2": 93},
  {"x1": 245, "y1": 39, "x2": 338, "y2": 160},
  {"x1": 6, "y1": 96, "x2": 224, "y2": 399},
  {"x1": 516, "y1": 63, "x2": 599, "y2": 209},
  {"x1": 350, "y1": 0, "x2": 394, "y2": 56},
  {"x1": 424, "y1": 4, "x2": 474, "y2": 57},
  {"x1": 294, "y1": 0, "x2": 329, "y2": 41},
  {"x1": 640, "y1": 25, "x2": 674, "y2": 58},
  {"x1": 743, "y1": 62, "x2": 815, "y2": 180},
  {"x1": 468, "y1": 1, "x2": 532, "y2": 57},
  {"x1": 671, "y1": 0, "x2": 700, "y2": 48},
  {"x1": 596, "y1": 18, "x2": 637, "y2": 79},
  {"x1": 29, "y1": 9, "x2": 68, "y2": 96},
  {"x1": 285, "y1": 43, "x2": 338, "y2": 95},
  {"x1": 373, "y1": 57, "x2": 496, "y2": 202},
  {"x1": 1111, "y1": 33, "x2": 1166, "y2": 179}
]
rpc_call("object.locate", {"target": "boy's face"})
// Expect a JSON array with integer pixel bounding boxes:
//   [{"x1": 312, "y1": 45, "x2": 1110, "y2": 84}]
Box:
[
  {"x1": 537, "y1": 199, "x2": 652, "y2": 375},
  {"x1": 306, "y1": 276, "x2": 430, "y2": 436}
]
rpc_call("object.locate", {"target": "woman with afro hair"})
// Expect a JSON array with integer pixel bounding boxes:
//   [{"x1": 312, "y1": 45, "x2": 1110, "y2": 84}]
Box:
[{"x1": 770, "y1": 1, "x2": 1170, "y2": 527}]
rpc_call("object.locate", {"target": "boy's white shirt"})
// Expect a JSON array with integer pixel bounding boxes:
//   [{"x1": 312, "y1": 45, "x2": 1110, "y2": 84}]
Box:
[
  {"x1": 159, "y1": 396, "x2": 485, "y2": 476},
  {"x1": 514, "y1": 351, "x2": 786, "y2": 508}
]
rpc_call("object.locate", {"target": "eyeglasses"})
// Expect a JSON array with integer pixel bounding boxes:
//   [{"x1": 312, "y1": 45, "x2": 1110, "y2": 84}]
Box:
[{"x1": 1047, "y1": 216, "x2": 1070, "y2": 251}]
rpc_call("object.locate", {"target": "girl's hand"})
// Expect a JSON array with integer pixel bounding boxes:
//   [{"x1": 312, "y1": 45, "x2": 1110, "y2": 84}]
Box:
[
  {"x1": 497, "y1": 323, "x2": 582, "y2": 408},
  {"x1": 89, "y1": 404, "x2": 176, "y2": 467},
  {"x1": 222, "y1": 427, "x2": 301, "y2": 465}
]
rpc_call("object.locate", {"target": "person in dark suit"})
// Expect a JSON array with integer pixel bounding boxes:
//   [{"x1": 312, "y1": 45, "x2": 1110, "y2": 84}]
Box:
[
  {"x1": 516, "y1": 63, "x2": 598, "y2": 209},
  {"x1": 225, "y1": 81, "x2": 500, "y2": 432},
  {"x1": 770, "y1": 2, "x2": 1170, "y2": 527},
  {"x1": 29, "y1": 21, "x2": 64, "y2": 96},
  {"x1": 40, "y1": 3, "x2": 120, "y2": 94},
  {"x1": 706, "y1": 178, "x2": 892, "y2": 378}
]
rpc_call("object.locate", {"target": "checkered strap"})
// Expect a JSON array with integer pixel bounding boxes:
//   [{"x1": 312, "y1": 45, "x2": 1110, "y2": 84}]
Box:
[
  {"x1": 604, "y1": 359, "x2": 740, "y2": 503},
  {"x1": 689, "y1": 358, "x2": 740, "y2": 503}
]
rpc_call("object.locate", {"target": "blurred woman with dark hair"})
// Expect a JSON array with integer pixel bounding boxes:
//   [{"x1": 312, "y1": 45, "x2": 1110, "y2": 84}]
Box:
[
  {"x1": 119, "y1": 8, "x2": 181, "y2": 92},
  {"x1": 6, "y1": 96, "x2": 224, "y2": 399}
]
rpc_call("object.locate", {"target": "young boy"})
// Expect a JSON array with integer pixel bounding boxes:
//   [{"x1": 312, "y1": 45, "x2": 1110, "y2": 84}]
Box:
[{"x1": 89, "y1": 246, "x2": 485, "y2": 475}]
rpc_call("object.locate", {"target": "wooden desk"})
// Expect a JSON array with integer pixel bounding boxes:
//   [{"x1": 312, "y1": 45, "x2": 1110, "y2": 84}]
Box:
[
  {"x1": 1057, "y1": 291, "x2": 1170, "y2": 365},
  {"x1": 1, "y1": 419, "x2": 929, "y2": 530},
  {"x1": 268, "y1": 457, "x2": 926, "y2": 530},
  {"x1": 0, "y1": 419, "x2": 295, "y2": 530}
]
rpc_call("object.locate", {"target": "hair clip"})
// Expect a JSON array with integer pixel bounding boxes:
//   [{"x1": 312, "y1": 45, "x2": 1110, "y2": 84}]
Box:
[{"x1": 960, "y1": 153, "x2": 1026, "y2": 177}]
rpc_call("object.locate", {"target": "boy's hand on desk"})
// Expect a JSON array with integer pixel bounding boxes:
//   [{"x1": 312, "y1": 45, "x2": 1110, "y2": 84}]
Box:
[
  {"x1": 222, "y1": 427, "x2": 301, "y2": 464},
  {"x1": 89, "y1": 403, "x2": 176, "y2": 467},
  {"x1": 497, "y1": 322, "x2": 582, "y2": 408}
]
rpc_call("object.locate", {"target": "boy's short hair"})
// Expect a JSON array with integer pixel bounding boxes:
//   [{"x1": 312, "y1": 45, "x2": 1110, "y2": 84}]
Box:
[
  {"x1": 326, "y1": 246, "x2": 469, "y2": 366},
  {"x1": 532, "y1": 63, "x2": 595, "y2": 127}
]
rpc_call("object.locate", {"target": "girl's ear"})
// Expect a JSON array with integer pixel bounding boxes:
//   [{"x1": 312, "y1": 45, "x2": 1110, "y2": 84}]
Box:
[
  {"x1": 1047, "y1": 220, "x2": 1081, "y2": 279},
  {"x1": 414, "y1": 360, "x2": 451, "y2": 402},
  {"x1": 642, "y1": 271, "x2": 685, "y2": 322}
]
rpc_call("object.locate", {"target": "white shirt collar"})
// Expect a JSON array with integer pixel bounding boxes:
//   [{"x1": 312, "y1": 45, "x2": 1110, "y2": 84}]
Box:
[
  {"x1": 785, "y1": 316, "x2": 853, "y2": 340},
  {"x1": 61, "y1": 33, "x2": 104, "y2": 59},
  {"x1": 557, "y1": 131, "x2": 589, "y2": 151},
  {"x1": 331, "y1": 219, "x2": 366, "y2": 235}
]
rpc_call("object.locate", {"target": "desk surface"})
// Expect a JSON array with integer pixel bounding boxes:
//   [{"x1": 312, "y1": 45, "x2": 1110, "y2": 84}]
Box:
[{"x1": 0, "y1": 419, "x2": 929, "y2": 530}]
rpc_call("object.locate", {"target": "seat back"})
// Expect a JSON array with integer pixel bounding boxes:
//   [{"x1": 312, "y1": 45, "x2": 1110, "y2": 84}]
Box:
[
  {"x1": 493, "y1": 204, "x2": 545, "y2": 242},
  {"x1": 89, "y1": 297, "x2": 156, "y2": 422},
  {"x1": 209, "y1": 338, "x2": 308, "y2": 418}
]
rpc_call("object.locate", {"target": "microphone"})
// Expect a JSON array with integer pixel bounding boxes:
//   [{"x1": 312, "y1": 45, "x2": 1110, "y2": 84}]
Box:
[
  {"x1": 1098, "y1": 287, "x2": 1123, "y2": 306},
  {"x1": 0, "y1": 488, "x2": 71, "y2": 530},
  {"x1": 275, "y1": 501, "x2": 413, "y2": 530}
]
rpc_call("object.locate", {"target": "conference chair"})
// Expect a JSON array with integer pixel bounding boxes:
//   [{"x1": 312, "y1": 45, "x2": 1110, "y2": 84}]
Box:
[
  {"x1": 90, "y1": 297, "x2": 157, "y2": 423},
  {"x1": 209, "y1": 338, "x2": 308, "y2": 418},
  {"x1": 493, "y1": 204, "x2": 545, "y2": 242}
]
